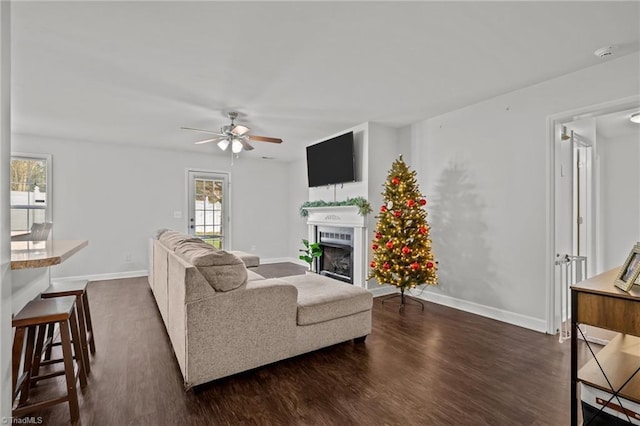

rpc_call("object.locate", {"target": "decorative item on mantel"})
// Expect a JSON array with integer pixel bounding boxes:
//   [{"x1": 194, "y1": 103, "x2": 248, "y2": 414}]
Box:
[
  {"x1": 299, "y1": 197, "x2": 372, "y2": 218},
  {"x1": 368, "y1": 155, "x2": 438, "y2": 312},
  {"x1": 299, "y1": 239, "x2": 323, "y2": 271}
]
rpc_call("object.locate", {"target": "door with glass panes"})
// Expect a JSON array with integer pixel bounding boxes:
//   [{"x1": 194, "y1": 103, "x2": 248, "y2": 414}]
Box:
[{"x1": 187, "y1": 171, "x2": 228, "y2": 249}]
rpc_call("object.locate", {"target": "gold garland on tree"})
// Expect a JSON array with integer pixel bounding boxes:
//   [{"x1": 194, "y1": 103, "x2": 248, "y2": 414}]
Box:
[{"x1": 368, "y1": 155, "x2": 438, "y2": 290}]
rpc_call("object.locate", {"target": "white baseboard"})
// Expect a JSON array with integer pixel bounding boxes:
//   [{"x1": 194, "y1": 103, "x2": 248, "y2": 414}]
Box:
[
  {"x1": 52, "y1": 270, "x2": 148, "y2": 283},
  {"x1": 580, "y1": 335, "x2": 610, "y2": 346},
  {"x1": 407, "y1": 289, "x2": 547, "y2": 333},
  {"x1": 370, "y1": 285, "x2": 398, "y2": 297},
  {"x1": 261, "y1": 257, "x2": 307, "y2": 266}
]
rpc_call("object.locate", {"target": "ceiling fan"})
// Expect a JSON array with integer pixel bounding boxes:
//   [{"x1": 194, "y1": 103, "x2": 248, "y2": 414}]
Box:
[{"x1": 181, "y1": 112, "x2": 283, "y2": 153}]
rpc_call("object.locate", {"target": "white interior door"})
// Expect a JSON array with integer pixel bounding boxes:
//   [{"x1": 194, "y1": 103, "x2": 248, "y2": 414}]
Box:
[
  {"x1": 187, "y1": 171, "x2": 229, "y2": 249},
  {"x1": 572, "y1": 135, "x2": 595, "y2": 278}
]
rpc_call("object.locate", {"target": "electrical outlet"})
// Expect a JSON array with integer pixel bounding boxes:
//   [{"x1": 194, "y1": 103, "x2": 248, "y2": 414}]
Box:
[
  {"x1": 124, "y1": 253, "x2": 132, "y2": 262},
  {"x1": 173, "y1": 211, "x2": 182, "y2": 219},
  {"x1": 251, "y1": 245, "x2": 257, "y2": 252}
]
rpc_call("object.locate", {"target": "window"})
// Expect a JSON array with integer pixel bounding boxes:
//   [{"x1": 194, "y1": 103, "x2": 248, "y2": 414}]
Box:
[{"x1": 10, "y1": 153, "x2": 52, "y2": 232}]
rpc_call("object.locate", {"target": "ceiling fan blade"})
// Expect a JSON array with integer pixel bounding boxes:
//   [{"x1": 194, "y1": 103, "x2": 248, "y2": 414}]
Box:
[
  {"x1": 239, "y1": 139, "x2": 255, "y2": 151},
  {"x1": 194, "y1": 138, "x2": 223, "y2": 145},
  {"x1": 181, "y1": 126, "x2": 221, "y2": 135},
  {"x1": 248, "y1": 135, "x2": 283, "y2": 144},
  {"x1": 231, "y1": 125, "x2": 250, "y2": 136}
]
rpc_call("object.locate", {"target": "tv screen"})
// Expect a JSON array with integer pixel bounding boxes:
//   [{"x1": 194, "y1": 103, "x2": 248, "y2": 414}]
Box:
[{"x1": 306, "y1": 132, "x2": 355, "y2": 187}]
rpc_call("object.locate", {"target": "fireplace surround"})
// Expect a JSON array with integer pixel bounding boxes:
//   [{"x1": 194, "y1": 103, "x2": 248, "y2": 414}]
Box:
[{"x1": 305, "y1": 206, "x2": 367, "y2": 288}]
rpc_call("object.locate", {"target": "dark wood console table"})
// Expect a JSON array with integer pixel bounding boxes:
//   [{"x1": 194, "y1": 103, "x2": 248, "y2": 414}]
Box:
[{"x1": 571, "y1": 267, "x2": 640, "y2": 425}]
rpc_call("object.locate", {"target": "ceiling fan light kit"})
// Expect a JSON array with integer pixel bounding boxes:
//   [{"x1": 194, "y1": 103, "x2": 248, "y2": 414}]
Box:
[
  {"x1": 181, "y1": 111, "x2": 283, "y2": 155},
  {"x1": 217, "y1": 139, "x2": 230, "y2": 151}
]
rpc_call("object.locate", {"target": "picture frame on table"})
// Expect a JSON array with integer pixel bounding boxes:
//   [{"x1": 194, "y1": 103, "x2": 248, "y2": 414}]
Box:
[{"x1": 614, "y1": 243, "x2": 640, "y2": 292}]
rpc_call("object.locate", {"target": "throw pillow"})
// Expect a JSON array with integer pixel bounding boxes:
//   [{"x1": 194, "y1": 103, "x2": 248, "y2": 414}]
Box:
[{"x1": 174, "y1": 242, "x2": 247, "y2": 292}]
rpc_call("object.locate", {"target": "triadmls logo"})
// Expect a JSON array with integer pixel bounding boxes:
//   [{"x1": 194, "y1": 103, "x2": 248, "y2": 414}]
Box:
[{"x1": 1, "y1": 417, "x2": 44, "y2": 425}]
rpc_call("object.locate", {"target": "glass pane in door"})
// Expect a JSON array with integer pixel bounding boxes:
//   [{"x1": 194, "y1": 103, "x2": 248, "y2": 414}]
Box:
[{"x1": 189, "y1": 172, "x2": 227, "y2": 249}]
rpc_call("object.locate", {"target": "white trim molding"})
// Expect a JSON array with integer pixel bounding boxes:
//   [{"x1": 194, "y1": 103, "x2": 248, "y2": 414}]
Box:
[
  {"x1": 370, "y1": 285, "x2": 398, "y2": 298},
  {"x1": 261, "y1": 257, "x2": 307, "y2": 266},
  {"x1": 53, "y1": 270, "x2": 148, "y2": 283},
  {"x1": 410, "y1": 289, "x2": 547, "y2": 333}
]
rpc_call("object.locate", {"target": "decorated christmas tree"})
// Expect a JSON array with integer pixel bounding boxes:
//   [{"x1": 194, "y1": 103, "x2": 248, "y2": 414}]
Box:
[{"x1": 368, "y1": 155, "x2": 438, "y2": 310}]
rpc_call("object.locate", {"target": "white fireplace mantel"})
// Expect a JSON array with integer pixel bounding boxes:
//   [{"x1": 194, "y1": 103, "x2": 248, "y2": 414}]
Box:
[
  {"x1": 305, "y1": 206, "x2": 366, "y2": 228},
  {"x1": 306, "y1": 206, "x2": 367, "y2": 288}
]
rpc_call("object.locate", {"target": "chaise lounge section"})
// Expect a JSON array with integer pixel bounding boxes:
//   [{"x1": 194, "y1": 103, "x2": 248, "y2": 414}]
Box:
[{"x1": 150, "y1": 230, "x2": 372, "y2": 388}]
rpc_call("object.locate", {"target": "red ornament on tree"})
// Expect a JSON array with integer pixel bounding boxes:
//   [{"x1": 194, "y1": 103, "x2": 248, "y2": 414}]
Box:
[
  {"x1": 394, "y1": 210, "x2": 402, "y2": 218},
  {"x1": 426, "y1": 261, "x2": 435, "y2": 269},
  {"x1": 375, "y1": 232, "x2": 382, "y2": 240},
  {"x1": 391, "y1": 177, "x2": 400, "y2": 185},
  {"x1": 372, "y1": 243, "x2": 379, "y2": 250},
  {"x1": 370, "y1": 261, "x2": 376, "y2": 268},
  {"x1": 383, "y1": 262, "x2": 390, "y2": 270},
  {"x1": 380, "y1": 205, "x2": 387, "y2": 213},
  {"x1": 402, "y1": 246, "x2": 411, "y2": 255},
  {"x1": 411, "y1": 262, "x2": 420, "y2": 270},
  {"x1": 407, "y1": 199, "x2": 416, "y2": 207},
  {"x1": 419, "y1": 198, "x2": 427, "y2": 206},
  {"x1": 419, "y1": 226, "x2": 428, "y2": 234},
  {"x1": 385, "y1": 240, "x2": 394, "y2": 249}
]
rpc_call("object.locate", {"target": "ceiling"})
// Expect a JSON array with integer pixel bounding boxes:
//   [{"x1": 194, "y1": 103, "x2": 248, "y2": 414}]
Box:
[
  {"x1": 11, "y1": 1, "x2": 640, "y2": 161},
  {"x1": 597, "y1": 108, "x2": 640, "y2": 140}
]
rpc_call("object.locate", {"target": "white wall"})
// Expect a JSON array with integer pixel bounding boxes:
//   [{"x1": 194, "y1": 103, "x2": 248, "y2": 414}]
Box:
[
  {"x1": 406, "y1": 52, "x2": 640, "y2": 330},
  {"x1": 599, "y1": 132, "x2": 640, "y2": 270},
  {"x1": 11, "y1": 134, "x2": 291, "y2": 279},
  {"x1": 366, "y1": 123, "x2": 405, "y2": 289},
  {"x1": 287, "y1": 158, "x2": 310, "y2": 260},
  {"x1": 0, "y1": 0, "x2": 11, "y2": 418}
]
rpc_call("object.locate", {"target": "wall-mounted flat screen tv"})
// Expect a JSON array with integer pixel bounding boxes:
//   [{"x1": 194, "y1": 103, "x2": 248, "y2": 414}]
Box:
[{"x1": 306, "y1": 131, "x2": 355, "y2": 187}]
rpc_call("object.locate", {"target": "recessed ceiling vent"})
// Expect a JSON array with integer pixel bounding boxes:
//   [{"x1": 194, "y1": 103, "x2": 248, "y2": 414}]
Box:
[{"x1": 594, "y1": 45, "x2": 618, "y2": 58}]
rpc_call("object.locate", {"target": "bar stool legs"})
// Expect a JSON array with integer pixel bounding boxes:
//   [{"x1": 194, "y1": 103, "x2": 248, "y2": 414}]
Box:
[
  {"x1": 12, "y1": 296, "x2": 86, "y2": 425},
  {"x1": 59, "y1": 317, "x2": 80, "y2": 423},
  {"x1": 82, "y1": 290, "x2": 96, "y2": 355},
  {"x1": 41, "y1": 280, "x2": 96, "y2": 367}
]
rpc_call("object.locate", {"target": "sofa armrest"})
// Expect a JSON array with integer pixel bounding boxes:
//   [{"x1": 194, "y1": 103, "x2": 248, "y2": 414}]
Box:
[{"x1": 183, "y1": 278, "x2": 298, "y2": 387}]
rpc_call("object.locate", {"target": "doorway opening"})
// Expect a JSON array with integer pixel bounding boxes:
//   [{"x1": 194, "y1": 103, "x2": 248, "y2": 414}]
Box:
[{"x1": 548, "y1": 97, "x2": 640, "y2": 336}]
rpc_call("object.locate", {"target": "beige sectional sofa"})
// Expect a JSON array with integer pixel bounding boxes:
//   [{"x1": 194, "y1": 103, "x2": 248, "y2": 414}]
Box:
[{"x1": 150, "y1": 230, "x2": 373, "y2": 389}]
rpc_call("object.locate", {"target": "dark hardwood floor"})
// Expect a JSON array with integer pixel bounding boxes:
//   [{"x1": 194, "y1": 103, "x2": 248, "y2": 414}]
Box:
[{"x1": 19, "y1": 267, "x2": 579, "y2": 425}]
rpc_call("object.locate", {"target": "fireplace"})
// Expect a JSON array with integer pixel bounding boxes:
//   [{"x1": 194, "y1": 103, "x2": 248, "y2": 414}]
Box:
[
  {"x1": 305, "y1": 205, "x2": 366, "y2": 288},
  {"x1": 317, "y1": 227, "x2": 353, "y2": 283}
]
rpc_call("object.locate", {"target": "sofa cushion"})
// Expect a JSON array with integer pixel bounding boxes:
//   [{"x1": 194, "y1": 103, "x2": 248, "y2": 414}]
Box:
[
  {"x1": 175, "y1": 242, "x2": 248, "y2": 292},
  {"x1": 159, "y1": 230, "x2": 204, "y2": 251},
  {"x1": 174, "y1": 242, "x2": 223, "y2": 266},
  {"x1": 153, "y1": 228, "x2": 171, "y2": 239},
  {"x1": 247, "y1": 269, "x2": 265, "y2": 281},
  {"x1": 229, "y1": 250, "x2": 260, "y2": 268},
  {"x1": 279, "y1": 273, "x2": 373, "y2": 326}
]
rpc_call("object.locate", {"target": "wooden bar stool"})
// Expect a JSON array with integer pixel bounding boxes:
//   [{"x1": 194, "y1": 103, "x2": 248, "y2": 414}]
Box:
[
  {"x1": 12, "y1": 296, "x2": 87, "y2": 425},
  {"x1": 40, "y1": 280, "x2": 95, "y2": 375}
]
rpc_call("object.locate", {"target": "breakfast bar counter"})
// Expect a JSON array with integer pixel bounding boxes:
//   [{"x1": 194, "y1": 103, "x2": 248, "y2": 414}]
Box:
[{"x1": 11, "y1": 240, "x2": 88, "y2": 270}]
